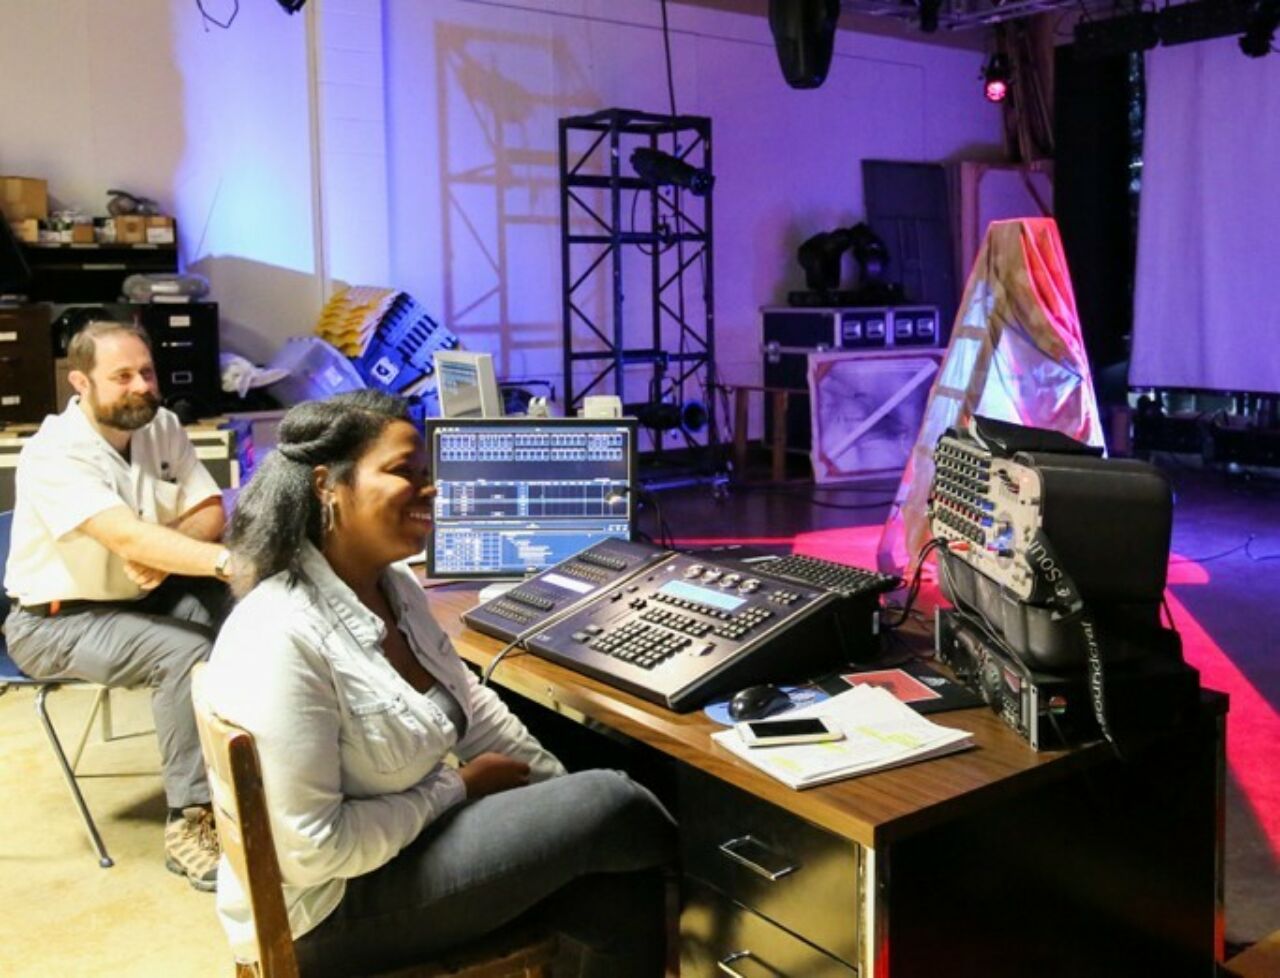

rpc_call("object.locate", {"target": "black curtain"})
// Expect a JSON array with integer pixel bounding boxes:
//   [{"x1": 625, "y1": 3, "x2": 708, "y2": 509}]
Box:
[{"x1": 1053, "y1": 46, "x2": 1134, "y2": 403}]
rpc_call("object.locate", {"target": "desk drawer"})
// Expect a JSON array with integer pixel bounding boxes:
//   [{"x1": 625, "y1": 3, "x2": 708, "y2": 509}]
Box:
[
  {"x1": 681, "y1": 878, "x2": 856, "y2": 978},
  {"x1": 679, "y1": 767, "x2": 861, "y2": 965}
]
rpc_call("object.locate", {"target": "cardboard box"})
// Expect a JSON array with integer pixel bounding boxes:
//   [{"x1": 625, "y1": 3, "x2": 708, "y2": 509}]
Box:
[
  {"x1": 115, "y1": 214, "x2": 147, "y2": 244},
  {"x1": 145, "y1": 215, "x2": 175, "y2": 245},
  {"x1": 70, "y1": 223, "x2": 95, "y2": 244},
  {"x1": 0, "y1": 176, "x2": 48, "y2": 221},
  {"x1": 8, "y1": 218, "x2": 38, "y2": 243}
]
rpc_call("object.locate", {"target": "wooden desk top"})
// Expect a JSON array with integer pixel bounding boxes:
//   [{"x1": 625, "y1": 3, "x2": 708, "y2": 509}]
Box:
[{"x1": 425, "y1": 583, "x2": 1217, "y2": 850}]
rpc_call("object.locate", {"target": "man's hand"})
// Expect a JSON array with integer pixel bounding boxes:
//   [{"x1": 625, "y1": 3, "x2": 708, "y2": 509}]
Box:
[
  {"x1": 458, "y1": 752, "x2": 531, "y2": 799},
  {"x1": 123, "y1": 560, "x2": 168, "y2": 591}
]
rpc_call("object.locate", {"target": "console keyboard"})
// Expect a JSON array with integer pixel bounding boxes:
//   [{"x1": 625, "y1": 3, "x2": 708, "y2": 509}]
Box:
[{"x1": 761, "y1": 553, "x2": 899, "y2": 597}]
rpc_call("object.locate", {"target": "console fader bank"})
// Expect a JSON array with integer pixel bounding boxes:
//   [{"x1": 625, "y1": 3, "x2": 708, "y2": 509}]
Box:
[{"x1": 463, "y1": 540, "x2": 898, "y2": 711}]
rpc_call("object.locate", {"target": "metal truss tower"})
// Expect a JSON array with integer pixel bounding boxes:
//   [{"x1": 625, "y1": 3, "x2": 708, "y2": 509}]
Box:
[{"x1": 558, "y1": 108, "x2": 716, "y2": 451}]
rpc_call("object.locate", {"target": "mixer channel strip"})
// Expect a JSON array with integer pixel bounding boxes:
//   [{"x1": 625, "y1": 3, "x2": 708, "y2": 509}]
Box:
[
  {"x1": 485, "y1": 588, "x2": 555, "y2": 626},
  {"x1": 931, "y1": 438, "x2": 996, "y2": 547},
  {"x1": 559, "y1": 550, "x2": 631, "y2": 585}
]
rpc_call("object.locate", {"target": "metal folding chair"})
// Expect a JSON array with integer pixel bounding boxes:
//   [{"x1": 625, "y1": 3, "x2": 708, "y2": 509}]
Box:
[{"x1": 0, "y1": 510, "x2": 115, "y2": 868}]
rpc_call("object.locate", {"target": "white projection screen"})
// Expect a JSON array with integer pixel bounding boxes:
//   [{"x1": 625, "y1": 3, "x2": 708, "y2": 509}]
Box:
[{"x1": 1131, "y1": 39, "x2": 1280, "y2": 394}]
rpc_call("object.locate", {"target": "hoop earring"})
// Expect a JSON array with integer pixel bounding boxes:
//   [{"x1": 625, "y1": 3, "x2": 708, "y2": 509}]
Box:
[{"x1": 321, "y1": 496, "x2": 337, "y2": 536}]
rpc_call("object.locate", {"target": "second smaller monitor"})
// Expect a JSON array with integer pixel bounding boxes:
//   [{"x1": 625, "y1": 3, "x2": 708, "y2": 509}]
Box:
[{"x1": 435, "y1": 350, "x2": 504, "y2": 418}]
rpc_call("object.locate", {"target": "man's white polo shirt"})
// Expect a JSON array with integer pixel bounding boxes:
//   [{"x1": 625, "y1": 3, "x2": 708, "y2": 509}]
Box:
[{"x1": 4, "y1": 398, "x2": 221, "y2": 605}]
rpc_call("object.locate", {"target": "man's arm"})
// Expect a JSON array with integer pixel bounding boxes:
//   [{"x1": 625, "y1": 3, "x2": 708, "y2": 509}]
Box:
[
  {"x1": 167, "y1": 495, "x2": 226, "y2": 543},
  {"x1": 81, "y1": 505, "x2": 226, "y2": 578}
]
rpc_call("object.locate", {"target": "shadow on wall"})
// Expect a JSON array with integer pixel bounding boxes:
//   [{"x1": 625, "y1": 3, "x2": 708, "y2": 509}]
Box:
[
  {"x1": 186, "y1": 254, "x2": 319, "y2": 366},
  {"x1": 433, "y1": 21, "x2": 599, "y2": 387}
]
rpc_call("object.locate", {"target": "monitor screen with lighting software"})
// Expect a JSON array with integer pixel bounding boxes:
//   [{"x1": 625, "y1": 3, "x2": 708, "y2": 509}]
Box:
[
  {"x1": 424, "y1": 417, "x2": 637, "y2": 579},
  {"x1": 434, "y1": 350, "x2": 504, "y2": 418}
]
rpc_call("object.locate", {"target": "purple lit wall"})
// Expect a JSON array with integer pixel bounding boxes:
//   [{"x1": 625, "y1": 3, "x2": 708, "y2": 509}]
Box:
[
  {"x1": 0, "y1": 0, "x2": 1002, "y2": 409},
  {"x1": 0, "y1": 0, "x2": 320, "y2": 364},
  {"x1": 383, "y1": 0, "x2": 1002, "y2": 422}
]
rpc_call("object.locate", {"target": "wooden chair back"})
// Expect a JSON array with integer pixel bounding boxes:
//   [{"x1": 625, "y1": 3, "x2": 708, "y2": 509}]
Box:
[
  {"x1": 191, "y1": 664, "x2": 555, "y2": 978},
  {"x1": 193, "y1": 664, "x2": 300, "y2": 978}
]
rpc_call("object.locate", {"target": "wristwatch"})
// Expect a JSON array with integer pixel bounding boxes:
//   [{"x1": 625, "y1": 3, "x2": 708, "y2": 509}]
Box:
[{"x1": 213, "y1": 547, "x2": 233, "y2": 582}]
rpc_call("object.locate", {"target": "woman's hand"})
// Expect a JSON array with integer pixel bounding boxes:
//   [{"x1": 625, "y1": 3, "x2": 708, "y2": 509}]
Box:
[{"x1": 458, "y1": 752, "x2": 530, "y2": 798}]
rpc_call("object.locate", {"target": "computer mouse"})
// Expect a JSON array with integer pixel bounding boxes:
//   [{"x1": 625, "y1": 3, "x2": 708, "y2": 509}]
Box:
[{"x1": 728, "y1": 683, "x2": 792, "y2": 722}]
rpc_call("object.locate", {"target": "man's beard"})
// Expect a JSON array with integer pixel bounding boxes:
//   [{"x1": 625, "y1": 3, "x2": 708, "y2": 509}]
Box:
[{"x1": 91, "y1": 390, "x2": 161, "y2": 431}]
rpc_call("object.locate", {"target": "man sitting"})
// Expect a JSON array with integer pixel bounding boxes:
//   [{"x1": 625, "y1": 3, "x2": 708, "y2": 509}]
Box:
[{"x1": 3, "y1": 319, "x2": 234, "y2": 890}]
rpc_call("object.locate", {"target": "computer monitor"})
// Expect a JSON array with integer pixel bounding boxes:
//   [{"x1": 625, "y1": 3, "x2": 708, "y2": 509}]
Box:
[
  {"x1": 434, "y1": 350, "x2": 504, "y2": 418},
  {"x1": 425, "y1": 417, "x2": 637, "y2": 579}
]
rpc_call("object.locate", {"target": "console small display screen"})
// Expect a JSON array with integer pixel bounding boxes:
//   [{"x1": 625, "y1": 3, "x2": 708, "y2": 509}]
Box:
[{"x1": 659, "y1": 579, "x2": 745, "y2": 612}]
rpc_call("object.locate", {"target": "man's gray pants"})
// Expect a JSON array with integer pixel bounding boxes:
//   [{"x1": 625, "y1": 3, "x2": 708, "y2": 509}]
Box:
[{"x1": 3, "y1": 577, "x2": 226, "y2": 809}]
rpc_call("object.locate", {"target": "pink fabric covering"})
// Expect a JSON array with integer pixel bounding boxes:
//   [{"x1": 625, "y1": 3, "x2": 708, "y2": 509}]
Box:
[{"x1": 877, "y1": 218, "x2": 1104, "y2": 574}]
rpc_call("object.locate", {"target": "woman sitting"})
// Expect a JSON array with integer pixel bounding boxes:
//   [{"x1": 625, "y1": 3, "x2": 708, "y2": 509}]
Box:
[{"x1": 198, "y1": 391, "x2": 675, "y2": 977}]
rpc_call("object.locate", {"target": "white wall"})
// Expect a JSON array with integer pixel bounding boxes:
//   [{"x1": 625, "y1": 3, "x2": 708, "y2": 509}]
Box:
[
  {"x1": 383, "y1": 0, "x2": 1002, "y2": 429},
  {"x1": 0, "y1": 0, "x2": 317, "y2": 363},
  {"x1": 1, "y1": 0, "x2": 1001, "y2": 407}
]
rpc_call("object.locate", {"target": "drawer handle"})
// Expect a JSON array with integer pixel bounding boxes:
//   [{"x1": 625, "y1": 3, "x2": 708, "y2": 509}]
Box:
[
  {"x1": 718, "y1": 950, "x2": 777, "y2": 977},
  {"x1": 718, "y1": 835, "x2": 797, "y2": 881}
]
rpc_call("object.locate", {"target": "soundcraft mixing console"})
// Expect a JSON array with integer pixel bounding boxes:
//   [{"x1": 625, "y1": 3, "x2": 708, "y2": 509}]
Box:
[{"x1": 464, "y1": 540, "x2": 898, "y2": 711}]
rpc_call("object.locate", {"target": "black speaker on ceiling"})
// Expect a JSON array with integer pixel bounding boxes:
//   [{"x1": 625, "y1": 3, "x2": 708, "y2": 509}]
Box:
[{"x1": 769, "y1": 0, "x2": 841, "y2": 90}]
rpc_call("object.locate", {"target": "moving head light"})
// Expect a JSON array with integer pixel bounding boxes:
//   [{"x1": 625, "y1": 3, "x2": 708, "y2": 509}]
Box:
[{"x1": 629, "y1": 147, "x2": 715, "y2": 197}]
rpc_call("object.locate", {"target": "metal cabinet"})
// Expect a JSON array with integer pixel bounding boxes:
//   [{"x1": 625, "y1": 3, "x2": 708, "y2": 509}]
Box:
[{"x1": 679, "y1": 767, "x2": 863, "y2": 976}]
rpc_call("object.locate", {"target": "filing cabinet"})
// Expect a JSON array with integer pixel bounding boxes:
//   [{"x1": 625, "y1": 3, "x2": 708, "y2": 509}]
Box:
[
  {"x1": 107, "y1": 301, "x2": 222, "y2": 423},
  {"x1": 0, "y1": 303, "x2": 57, "y2": 424},
  {"x1": 678, "y1": 766, "x2": 863, "y2": 975},
  {"x1": 682, "y1": 879, "x2": 856, "y2": 978}
]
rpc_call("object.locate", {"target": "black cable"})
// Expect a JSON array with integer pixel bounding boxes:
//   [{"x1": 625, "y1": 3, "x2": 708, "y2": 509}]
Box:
[
  {"x1": 197, "y1": 0, "x2": 239, "y2": 29},
  {"x1": 1168, "y1": 537, "x2": 1252, "y2": 564},
  {"x1": 1245, "y1": 535, "x2": 1280, "y2": 561},
  {"x1": 659, "y1": 0, "x2": 678, "y2": 122},
  {"x1": 481, "y1": 637, "x2": 524, "y2": 686},
  {"x1": 883, "y1": 537, "x2": 945, "y2": 630},
  {"x1": 640, "y1": 488, "x2": 675, "y2": 549}
]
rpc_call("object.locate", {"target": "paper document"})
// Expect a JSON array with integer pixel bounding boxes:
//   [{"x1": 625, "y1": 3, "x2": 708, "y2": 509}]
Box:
[{"x1": 712, "y1": 684, "x2": 974, "y2": 789}]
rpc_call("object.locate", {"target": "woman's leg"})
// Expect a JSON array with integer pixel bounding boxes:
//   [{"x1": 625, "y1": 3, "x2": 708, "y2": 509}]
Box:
[{"x1": 293, "y1": 769, "x2": 675, "y2": 978}]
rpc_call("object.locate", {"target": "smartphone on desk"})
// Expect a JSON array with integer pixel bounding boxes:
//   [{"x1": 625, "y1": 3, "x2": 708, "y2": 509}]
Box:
[{"x1": 736, "y1": 716, "x2": 844, "y2": 747}]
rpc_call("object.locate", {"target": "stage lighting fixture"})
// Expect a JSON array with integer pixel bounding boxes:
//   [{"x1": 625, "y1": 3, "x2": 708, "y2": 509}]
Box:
[
  {"x1": 983, "y1": 53, "x2": 1011, "y2": 102},
  {"x1": 848, "y1": 223, "x2": 890, "y2": 285},
  {"x1": 797, "y1": 228, "x2": 854, "y2": 292},
  {"x1": 629, "y1": 147, "x2": 715, "y2": 196},
  {"x1": 768, "y1": 0, "x2": 840, "y2": 89},
  {"x1": 1240, "y1": 0, "x2": 1279, "y2": 56},
  {"x1": 796, "y1": 223, "x2": 892, "y2": 293},
  {"x1": 624, "y1": 398, "x2": 707, "y2": 434},
  {"x1": 275, "y1": 0, "x2": 307, "y2": 12}
]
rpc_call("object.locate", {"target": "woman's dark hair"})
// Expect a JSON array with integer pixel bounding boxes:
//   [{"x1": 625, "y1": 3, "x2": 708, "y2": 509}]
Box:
[{"x1": 226, "y1": 390, "x2": 412, "y2": 595}]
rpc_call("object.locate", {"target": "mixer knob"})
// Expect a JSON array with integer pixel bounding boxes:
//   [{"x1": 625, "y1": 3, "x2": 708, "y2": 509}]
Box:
[
  {"x1": 685, "y1": 564, "x2": 704, "y2": 578},
  {"x1": 980, "y1": 658, "x2": 1003, "y2": 705}
]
